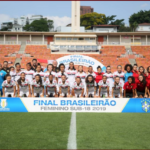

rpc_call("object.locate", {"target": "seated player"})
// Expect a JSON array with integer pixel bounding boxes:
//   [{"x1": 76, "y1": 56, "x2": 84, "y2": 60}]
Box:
[
  {"x1": 98, "y1": 75, "x2": 110, "y2": 98},
  {"x1": 58, "y1": 75, "x2": 70, "y2": 97},
  {"x1": 72, "y1": 77, "x2": 84, "y2": 98},
  {"x1": 45, "y1": 74, "x2": 57, "y2": 97},
  {"x1": 17, "y1": 72, "x2": 31, "y2": 97},
  {"x1": 123, "y1": 76, "x2": 136, "y2": 98},
  {"x1": 135, "y1": 75, "x2": 147, "y2": 98},
  {"x1": 86, "y1": 75, "x2": 97, "y2": 98},
  {"x1": 112, "y1": 76, "x2": 123, "y2": 98},
  {"x1": 31, "y1": 74, "x2": 44, "y2": 97},
  {"x1": 2, "y1": 74, "x2": 16, "y2": 97}
]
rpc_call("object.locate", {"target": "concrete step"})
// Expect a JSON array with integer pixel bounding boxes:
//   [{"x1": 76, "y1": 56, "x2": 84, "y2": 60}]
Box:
[
  {"x1": 18, "y1": 44, "x2": 26, "y2": 54},
  {"x1": 129, "y1": 59, "x2": 136, "y2": 65},
  {"x1": 14, "y1": 58, "x2": 21, "y2": 65}
]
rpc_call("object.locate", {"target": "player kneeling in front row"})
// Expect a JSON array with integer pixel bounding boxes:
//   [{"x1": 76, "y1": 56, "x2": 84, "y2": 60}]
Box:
[
  {"x1": 123, "y1": 76, "x2": 136, "y2": 98},
  {"x1": 112, "y1": 76, "x2": 123, "y2": 98},
  {"x1": 72, "y1": 77, "x2": 84, "y2": 98},
  {"x1": 17, "y1": 72, "x2": 31, "y2": 97},
  {"x1": 45, "y1": 74, "x2": 57, "y2": 97},
  {"x1": 86, "y1": 75, "x2": 97, "y2": 98},
  {"x1": 58, "y1": 75, "x2": 70, "y2": 97},
  {"x1": 31, "y1": 74, "x2": 44, "y2": 97},
  {"x1": 98, "y1": 75, "x2": 110, "y2": 98},
  {"x1": 2, "y1": 74, "x2": 16, "y2": 97}
]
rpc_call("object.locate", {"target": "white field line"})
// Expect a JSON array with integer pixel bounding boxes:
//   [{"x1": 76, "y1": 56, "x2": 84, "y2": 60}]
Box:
[{"x1": 67, "y1": 112, "x2": 77, "y2": 149}]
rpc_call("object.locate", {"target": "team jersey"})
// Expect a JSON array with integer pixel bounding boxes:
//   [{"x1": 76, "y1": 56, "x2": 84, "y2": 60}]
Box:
[
  {"x1": 87, "y1": 72, "x2": 96, "y2": 78},
  {"x1": 17, "y1": 79, "x2": 30, "y2": 92},
  {"x1": 123, "y1": 82, "x2": 136, "y2": 93},
  {"x1": 124, "y1": 72, "x2": 133, "y2": 83},
  {"x1": 57, "y1": 71, "x2": 68, "y2": 82},
  {"x1": 146, "y1": 73, "x2": 150, "y2": 83},
  {"x1": 86, "y1": 81, "x2": 96, "y2": 93},
  {"x1": 66, "y1": 69, "x2": 77, "y2": 84},
  {"x1": 136, "y1": 80, "x2": 146, "y2": 92},
  {"x1": 33, "y1": 71, "x2": 45, "y2": 82},
  {"x1": 75, "y1": 72, "x2": 87, "y2": 83},
  {"x1": 132, "y1": 71, "x2": 139, "y2": 83},
  {"x1": 113, "y1": 71, "x2": 124, "y2": 83},
  {"x1": 58, "y1": 80, "x2": 70, "y2": 94},
  {"x1": 0, "y1": 70, "x2": 7, "y2": 88},
  {"x1": 104, "y1": 73, "x2": 114, "y2": 87},
  {"x1": 31, "y1": 79, "x2": 43, "y2": 93},
  {"x1": 14, "y1": 71, "x2": 23, "y2": 82},
  {"x1": 146, "y1": 82, "x2": 150, "y2": 90},
  {"x1": 112, "y1": 82, "x2": 122, "y2": 94},
  {"x1": 98, "y1": 80, "x2": 110, "y2": 93},
  {"x1": 95, "y1": 72, "x2": 104, "y2": 83},
  {"x1": 44, "y1": 80, "x2": 57, "y2": 93},
  {"x1": 44, "y1": 71, "x2": 57, "y2": 81},
  {"x1": 2, "y1": 80, "x2": 16, "y2": 93},
  {"x1": 25, "y1": 70, "x2": 35, "y2": 82},
  {"x1": 72, "y1": 81, "x2": 84, "y2": 95},
  {"x1": 10, "y1": 71, "x2": 16, "y2": 81}
]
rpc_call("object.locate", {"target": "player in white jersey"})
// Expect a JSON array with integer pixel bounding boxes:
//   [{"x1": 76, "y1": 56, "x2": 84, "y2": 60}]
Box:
[
  {"x1": 58, "y1": 75, "x2": 70, "y2": 97},
  {"x1": 72, "y1": 77, "x2": 84, "y2": 98},
  {"x1": 2, "y1": 74, "x2": 16, "y2": 97},
  {"x1": 25, "y1": 63, "x2": 35, "y2": 82},
  {"x1": 87, "y1": 66, "x2": 96, "y2": 78},
  {"x1": 75, "y1": 65, "x2": 87, "y2": 95},
  {"x1": 44, "y1": 74, "x2": 57, "y2": 97},
  {"x1": 44, "y1": 64, "x2": 57, "y2": 81},
  {"x1": 86, "y1": 75, "x2": 97, "y2": 98},
  {"x1": 112, "y1": 76, "x2": 123, "y2": 98},
  {"x1": 57, "y1": 63, "x2": 68, "y2": 83},
  {"x1": 113, "y1": 65, "x2": 125, "y2": 87},
  {"x1": 31, "y1": 74, "x2": 44, "y2": 97},
  {"x1": 98, "y1": 75, "x2": 110, "y2": 98},
  {"x1": 17, "y1": 72, "x2": 31, "y2": 97},
  {"x1": 10, "y1": 70, "x2": 16, "y2": 81},
  {"x1": 33, "y1": 64, "x2": 45, "y2": 82},
  {"x1": 104, "y1": 66, "x2": 114, "y2": 96},
  {"x1": 66, "y1": 62, "x2": 77, "y2": 93},
  {"x1": 13, "y1": 63, "x2": 22, "y2": 82}
]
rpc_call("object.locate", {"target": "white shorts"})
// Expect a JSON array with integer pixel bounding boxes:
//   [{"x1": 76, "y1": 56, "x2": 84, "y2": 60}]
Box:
[
  {"x1": 47, "y1": 92, "x2": 55, "y2": 96},
  {"x1": 60, "y1": 93, "x2": 68, "y2": 97},
  {"x1": 5, "y1": 92, "x2": 14, "y2": 97},
  {"x1": 20, "y1": 91, "x2": 29, "y2": 97},
  {"x1": 100, "y1": 92, "x2": 108, "y2": 97},
  {"x1": 113, "y1": 93, "x2": 121, "y2": 98},
  {"x1": 34, "y1": 92, "x2": 43, "y2": 97},
  {"x1": 87, "y1": 91, "x2": 94, "y2": 96}
]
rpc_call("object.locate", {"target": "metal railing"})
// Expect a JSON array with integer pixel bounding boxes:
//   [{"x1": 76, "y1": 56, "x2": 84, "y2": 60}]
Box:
[
  {"x1": 0, "y1": 41, "x2": 21, "y2": 45},
  {"x1": 26, "y1": 41, "x2": 47, "y2": 45}
]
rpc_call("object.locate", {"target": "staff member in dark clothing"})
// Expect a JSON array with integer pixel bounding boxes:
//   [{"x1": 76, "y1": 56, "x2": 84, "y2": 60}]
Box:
[
  {"x1": 31, "y1": 59, "x2": 38, "y2": 72},
  {"x1": 2, "y1": 61, "x2": 10, "y2": 74},
  {"x1": 94, "y1": 66, "x2": 104, "y2": 96}
]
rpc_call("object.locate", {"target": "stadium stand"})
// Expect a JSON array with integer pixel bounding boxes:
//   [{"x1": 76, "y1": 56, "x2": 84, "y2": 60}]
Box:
[
  {"x1": 131, "y1": 46, "x2": 150, "y2": 68},
  {"x1": 0, "y1": 45, "x2": 21, "y2": 67}
]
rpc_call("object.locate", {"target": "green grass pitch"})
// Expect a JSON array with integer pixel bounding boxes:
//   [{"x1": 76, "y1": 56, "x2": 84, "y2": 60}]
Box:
[{"x1": 0, "y1": 113, "x2": 150, "y2": 149}]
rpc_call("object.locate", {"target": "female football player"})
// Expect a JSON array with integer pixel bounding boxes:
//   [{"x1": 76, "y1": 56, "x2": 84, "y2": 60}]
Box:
[
  {"x1": 98, "y1": 75, "x2": 110, "y2": 98},
  {"x1": 17, "y1": 72, "x2": 31, "y2": 97},
  {"x1": 45, "y1": 74, "x2": 57, "y2": 97},
  {"x1": 25, "y1": 63, "x2": 35, "y2": 82},
  {"x1": 112, "y1": 76, "x2": 123, "y2": 98},
  {"x1": 123, "y1": 76, "x2": 136, "y2": 98},
  {"x1": 31, "y1": 74, "x2": 44, "y2": 97},
  {"x1": 72, "y1": 77, "x2": 84, "y2": 98},
  {"x1": 2, "y1": 74, "x2": 16, "y2": 97},
  {"x1": 86, "y1": 75, "x2": 97, "y2": 98}
]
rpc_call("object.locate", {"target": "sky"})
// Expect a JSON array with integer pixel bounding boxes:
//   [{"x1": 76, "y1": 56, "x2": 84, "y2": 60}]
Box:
[{"x1": 0, "y1": 1, "x2": 150, "y2": 29}]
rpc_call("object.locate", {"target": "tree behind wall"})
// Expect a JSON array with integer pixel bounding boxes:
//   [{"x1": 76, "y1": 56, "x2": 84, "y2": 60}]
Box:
[
  {"x1": 80, "y1": 12, "x2": 106, "y2": 29},
  {"x1": 23, "y1": 18, "x2": 54, "y2": 32},
  {"x1": 129, "y1": 10, "x2": 150, "y2": 31}
]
